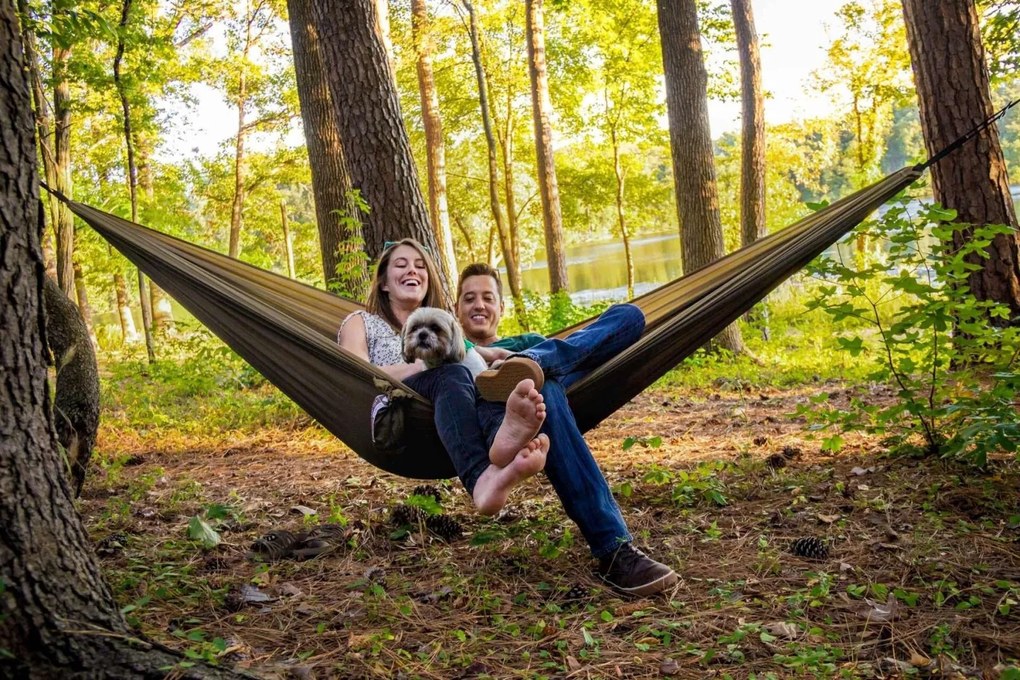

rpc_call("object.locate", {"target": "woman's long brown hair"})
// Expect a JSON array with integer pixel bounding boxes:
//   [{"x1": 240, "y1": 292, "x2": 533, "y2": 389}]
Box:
[{"x1": 366, "y1": 238, "x2": 447, "y2": 330}]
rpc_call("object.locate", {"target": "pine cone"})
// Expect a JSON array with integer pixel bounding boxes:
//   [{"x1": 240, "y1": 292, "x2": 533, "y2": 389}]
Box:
[
  {"x1": 561, "y1": 585, "x2": 589, "y2": 603},
  {"x1": 392, "y1": 504, "x2": 426, "y2": 527},
  {"x1": 411, "y1": 484, "x2": 443, "y2": 504},
  {"x1": 249, "y1": 529, "x2": 304, "y2": 561},
  {"x1": 765, "y1": 453, "x2": 787, "y2": 470},
  {"x1": 790, "y1": 537, "x2": 829, "y2": 560},
  {"x1": 425, "y1": 514, "x2": 463, "y2": 540},
  {"x1": 781, "y1": 445, "x2": 802, "y2": 459}
]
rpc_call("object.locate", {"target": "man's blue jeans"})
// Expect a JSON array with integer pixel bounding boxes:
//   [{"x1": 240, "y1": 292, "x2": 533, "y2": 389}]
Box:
[
  {"x1": 517, "y1": 303, "x2": 645, "y2": 390},
  {"x1": 404, "y1": 303, "x2": 644, "y2": 558}
]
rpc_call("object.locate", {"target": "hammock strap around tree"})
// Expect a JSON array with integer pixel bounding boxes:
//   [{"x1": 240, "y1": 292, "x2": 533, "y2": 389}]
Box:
[{"x1": 49, "y1": 163, "x2": 920, "y2": 479}]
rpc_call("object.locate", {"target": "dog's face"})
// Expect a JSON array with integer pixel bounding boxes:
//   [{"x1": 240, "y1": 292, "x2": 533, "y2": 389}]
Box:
[{"x1": 402, "y1": 307, "x2": 466, "y2": 367}]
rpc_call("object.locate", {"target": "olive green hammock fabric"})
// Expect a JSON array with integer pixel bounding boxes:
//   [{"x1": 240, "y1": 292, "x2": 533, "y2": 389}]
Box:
[{"x1": 56, "y1": 165, "x2": 921, "y2": 479}]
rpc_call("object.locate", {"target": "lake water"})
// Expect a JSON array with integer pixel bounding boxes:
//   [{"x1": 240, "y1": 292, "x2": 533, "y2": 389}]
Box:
[{"x1": 518, "y1": 191, "x2": 1020, "y2": 304}]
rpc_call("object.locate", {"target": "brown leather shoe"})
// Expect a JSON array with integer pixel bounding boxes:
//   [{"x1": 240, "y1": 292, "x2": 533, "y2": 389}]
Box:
[
  {"x1": 598, "y1": 543, "x2": 678, "y2": 596},
  {"x1": 475, "y1": 356, "x2": 544, "y2": 402}
]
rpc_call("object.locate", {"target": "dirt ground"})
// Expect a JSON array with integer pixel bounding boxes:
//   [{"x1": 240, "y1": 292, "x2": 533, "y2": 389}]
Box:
[{"x1": 81, "y1": 383, "x2": 1020, "y2": 679}]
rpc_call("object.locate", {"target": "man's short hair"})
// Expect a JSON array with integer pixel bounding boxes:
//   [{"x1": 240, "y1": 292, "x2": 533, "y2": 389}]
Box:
[{"x1": 458, "y1": 263, "x2": 503, "y2": 300}]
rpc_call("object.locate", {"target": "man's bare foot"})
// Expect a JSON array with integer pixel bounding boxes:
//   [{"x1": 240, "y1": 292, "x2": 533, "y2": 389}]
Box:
[
  {"x1": 473, "y1": 434, "x2": 550, "y2": 515},
  {"x1": 489, "y1": 379, "x2": 546, "y2": 467}
]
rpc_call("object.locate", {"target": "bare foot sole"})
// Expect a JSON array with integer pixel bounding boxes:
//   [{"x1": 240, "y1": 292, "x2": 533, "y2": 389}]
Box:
[
  {"x1": 474, "y1": 434, "x2": 550, "y2": 515},
  {"x1": 489, "y1": 379, "x2": 546, "y2": 467}
]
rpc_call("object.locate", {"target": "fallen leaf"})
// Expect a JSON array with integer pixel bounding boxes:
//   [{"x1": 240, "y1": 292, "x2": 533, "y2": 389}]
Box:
[
  {"x1": 566, "y1": 656, "x2": 581, "y2": 672},
  {"x1": 850, "y1": 466, "x2": 875, "y2": 476},
  {"x1": 909, "y1": 652, "x2": 931, "y2": 667},
  {"x1": 290, "y1": 505, "x2": 317, "y2": 516},
  {"x1": 860, "y1": 594, "x2": 899, "y2": 622},
  {"x1": 817, "y1": 513, "x2": 841, "y2": 524},
  {"x1": 763, "y1": 621, "x2": 799, "y2": 640},
  {"x1": 659, "y1": 659, "x2": 679, "y2": 676},
  {"x1": 279, "y1": 582, "x2": 304, "y2": 598},
  {"x1": 239, "y1": 584, "x2": 273, "y2": 604}
]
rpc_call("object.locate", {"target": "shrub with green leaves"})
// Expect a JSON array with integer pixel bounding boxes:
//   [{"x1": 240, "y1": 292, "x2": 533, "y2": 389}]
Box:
[{"x1": 800, "y1": 196, "x2": 1020, "y2": 464}]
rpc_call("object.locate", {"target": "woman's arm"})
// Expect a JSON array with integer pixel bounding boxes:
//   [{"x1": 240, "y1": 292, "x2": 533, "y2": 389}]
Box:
[{"x1": 338, "y1": 313, "x2": 426, "y2": 380}]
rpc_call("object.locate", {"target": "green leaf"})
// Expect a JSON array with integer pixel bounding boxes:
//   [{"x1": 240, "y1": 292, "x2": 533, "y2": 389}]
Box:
[
  {"x1": 188, "y1": 516, "x2": 221, "y2": 548},
  {"x1": 622, "y1": 437, "x2": 636, "y2": 451}
]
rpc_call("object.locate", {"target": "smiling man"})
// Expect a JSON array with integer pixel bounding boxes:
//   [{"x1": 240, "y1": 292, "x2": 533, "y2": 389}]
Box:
[{"x1": 454, "y1": 263, "x2": 679, "y2": 597}]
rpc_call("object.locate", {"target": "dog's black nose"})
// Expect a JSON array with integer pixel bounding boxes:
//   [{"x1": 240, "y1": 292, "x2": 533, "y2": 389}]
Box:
[{"x1": 417, "y1": 330, "x2": 430, "y2": 342}]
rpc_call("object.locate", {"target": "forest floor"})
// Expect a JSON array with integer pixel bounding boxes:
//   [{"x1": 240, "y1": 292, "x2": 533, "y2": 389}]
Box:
[{"x1": 81, "y1": 381, "x2": 1020, "y2": 679}]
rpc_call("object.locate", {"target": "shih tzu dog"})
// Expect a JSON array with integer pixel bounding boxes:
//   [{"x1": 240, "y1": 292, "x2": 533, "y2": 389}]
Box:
[{"x1": 402, "y1": 307, "x2": 488, "y2": 376}]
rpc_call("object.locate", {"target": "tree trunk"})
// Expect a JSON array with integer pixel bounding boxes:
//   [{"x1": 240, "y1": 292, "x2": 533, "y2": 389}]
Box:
[
  {"x1": 71, "y1": 260, "x2": 97, "y2": 347},
  {"x1": 281, "y1": 201, "x2": 295, "y2": 278},
  {"x1": 901, "y1": 0, "x2": 1020, "y2": 322},
  {"x1": 526, "y1": 0, "x2": 569, "y2": 294},
  {"x1": 657, "y1": 0, "x2": 744, "y2": 353},
  {"x1": 17, "y1": 0, "x2": 60, "y2": 249},
  {"x1": 287, "y1": 0, "x2": 367, "y2": 298},
  {"x1": 462, "y1": 0, "x2": 526, "y2": 323},
  {"x1": 52, "y1": 43, "x2": 74, "y2": 297},
  {"x1": 137, "y1": 135, "x2": 175, "y2": 334},
  {"x1": 731, "y1": 0, "x2": 767, "y2": 330},
  {"x1": 0, "y1": 9, "x2": 250, "y2": 676},
  {"x1": 113, "y1": 0, "x2": 155, "y2": 361},
  {"x1": 44, "y1": 276, "x2": 99, "y2": 496},
  {"x1": 228, "y1": 7, "x2": 252, "y2": 260},
  {"x1": 610, "y1": 126, "x2": 635, "y2": 300},
  {"x1": 309, "y1": 0, "x2": 449, "y2": 301},
  {"x1": 411, "y1": 0, "x2": 457, "y2": 285},
  {"x1": 112, "y1": 268, "x2": 138, "y2": 343}
]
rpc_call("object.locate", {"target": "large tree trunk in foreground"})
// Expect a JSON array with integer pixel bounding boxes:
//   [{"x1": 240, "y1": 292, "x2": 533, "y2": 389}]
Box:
[
  {"x1": 901, "y1": 0, "x2": 1020, "y2": 322},
  {"x1": 310, "y1": 0, "x2": 449, "y2": 299},
  {"x1": 0, "y1": 7, "x2": 247, "y2": 676},
  {"x1": 526, "y1": 0, "x2": 569, "y2": 294},
  {"x1": 412, "y1": 0, "x2": 457, "y2": 286},
  {"x1": 657, "y1": 0, "x2": 744, "y2": 353},
  {"x1": 287, "y1": 0, "x2": 368, "y2": 297}
]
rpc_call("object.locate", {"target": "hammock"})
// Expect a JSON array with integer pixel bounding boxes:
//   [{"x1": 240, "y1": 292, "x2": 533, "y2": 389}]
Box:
[{"x1": 49, "y1": 165, "x2": 920, "y2": 479}]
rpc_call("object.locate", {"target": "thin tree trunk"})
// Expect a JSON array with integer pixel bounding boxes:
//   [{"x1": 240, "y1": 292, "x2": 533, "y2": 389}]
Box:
[
  {"x1": 525, "y1": 0, "x2": 568, "y2": 294},
  {"x1": 52, "y1": 43, "x2": 74, "y2": 297},
  {"x1": 229, "y1": 5, "x2": 253, "y2": 260},
  {"x1": 137, "y1": 136, "x2": 174, "y2": 334},
  {"x1": 309, "y1": 0, "x2": 449, "y2": 299},
  {"x1": 411, "y1": 0, "x2": 457, "y2": 285},
  {"x1": 287, "y1": 0, "x2": 367, "y2": 297},
  {"x1": 731, "y1": 0, "x2": 767, "y2": 330},
  {"x1": 462, "y1": 0, "x2": 526, "y2": 325},
  {"x1": 72, "y1": 260, "x2": 97, "y2": 348},
  {"x1": 113, "y1": 0, "x2": 154, "y2": 362},
  {"x1": 112, "y1": 268, "x2": 138, "y2": 343},
  {"x1": 1, "y1": 8, "x2": 252, "y2": 674},
  {"x1": 657, "y1": 0, "x2": 744, "y2": 353},
  {"x1": 610, "y1": 125, "x2": 635, "y2": 299},
  {"x1": 281, "y1": 201, "x2": 296, "y2": 278},
  {"x1": 500, "y1": 97, "x2": 522, "y2": 287},
  {"x1": 453, "y1": 211, "x2": 477, "y2": 263},
  {"x1": 902, "y1": 0, "x2": 1020, "y2": 322}
]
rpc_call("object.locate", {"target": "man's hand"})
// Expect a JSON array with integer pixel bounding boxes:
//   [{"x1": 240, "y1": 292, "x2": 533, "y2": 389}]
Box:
[{"x1": 474, "y1": 345, "x2": 513, "y2": 366}]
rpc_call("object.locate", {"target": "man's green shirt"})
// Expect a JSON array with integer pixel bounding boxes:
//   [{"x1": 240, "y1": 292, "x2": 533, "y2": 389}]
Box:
[{"x1": 465, "y1": 332, "x2": 545, "y2": 352}]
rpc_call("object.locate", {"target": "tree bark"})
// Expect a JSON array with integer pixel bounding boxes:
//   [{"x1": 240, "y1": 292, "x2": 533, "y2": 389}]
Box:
[
  {"x1": 901, "y1": 0, "x2": 1020, "y2": 321},
  {"x1": 287, "y1": 0, "x2": 367, "y2": 297},
  {"x1": 228, "y1": 5, "x2": 253, "y2": 260},
  {"x1": 1, "y1": 8, "x2": 249, "y2": 676},
  {"x1": 462, "y1": 0, "x2": 526, "y2": 322},
  {"x1": 309, "y1": 0, "x2": 449, "y2": 300},
  {"x1": 112, "y1": 267, "x2": 139, "y2": 343},
  {"x1": 610, "y1": 126, "x2": 635, "y2": 300},
  {"x1": 411, "y1": 0, "x2": 457, "y2": 285},
  {"x1": 281, "y1": 201, "x2": 295, "y2": 278},
  {"x1": 657, "y1": 0, "x2": 744, "y2": 353},
  {"x1": 71, "y1": 259, "x2": 97, "y2": 347},
  {"x1": 731, "y1": 0, "x2": 765, "y2": 251},
  {"x1": 526, "y1": 0, "x2": 569, "y2": 294},
  {"x1": 52, "y1": 43, "x2": 74, "y2": 297}
]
